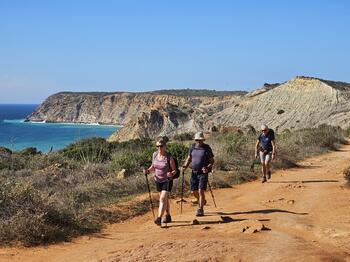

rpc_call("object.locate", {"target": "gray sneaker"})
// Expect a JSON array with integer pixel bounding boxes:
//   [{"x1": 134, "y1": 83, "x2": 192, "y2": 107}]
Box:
[
  {"x1": 261, "y1": 176, "x2": 267, "y2": 183},
  {"x1": 196, "y1": 208, "x2": 204, "y2": 217}
]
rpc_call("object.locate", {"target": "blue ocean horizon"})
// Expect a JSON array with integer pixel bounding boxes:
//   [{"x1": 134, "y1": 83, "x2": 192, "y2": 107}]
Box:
[{"x1": 0, "y1": 104, "x2": 119, "y2": 152}]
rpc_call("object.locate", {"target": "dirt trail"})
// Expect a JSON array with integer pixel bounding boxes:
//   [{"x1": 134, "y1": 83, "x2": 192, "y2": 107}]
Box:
[{"x1": 2, "y1": 145, "x2": 350, "y2": 262}]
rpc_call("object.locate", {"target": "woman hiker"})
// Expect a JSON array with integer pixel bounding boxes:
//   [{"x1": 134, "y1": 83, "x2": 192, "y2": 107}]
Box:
[
  {"x1": 144, "y1": 137, "x2": 177, "y2": 226},
  {"x1": 255, "y1": 124, "x2": 276, "y2": 183}
]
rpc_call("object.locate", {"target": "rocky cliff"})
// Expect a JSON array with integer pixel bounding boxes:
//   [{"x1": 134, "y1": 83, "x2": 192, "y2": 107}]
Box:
[
  {"x1": 27, "y1": 76, "x2": 350, "y2": 141},
  {"x1": 27, "y1": 91, "x2": 241, "y2": 141}
]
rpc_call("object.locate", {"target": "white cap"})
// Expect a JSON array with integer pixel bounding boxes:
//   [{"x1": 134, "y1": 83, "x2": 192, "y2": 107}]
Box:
[{"x1": 194, "y1": 132, "x2": 205, "y2": 140}]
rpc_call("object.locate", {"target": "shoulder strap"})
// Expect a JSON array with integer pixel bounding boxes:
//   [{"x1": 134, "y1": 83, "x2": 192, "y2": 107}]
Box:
[
  {"x1": 166, "y1": 153, "x2": 172, "y2": 171},
  {"x1": 152, "y1": 151, "x2": 157, "y2": 162}
]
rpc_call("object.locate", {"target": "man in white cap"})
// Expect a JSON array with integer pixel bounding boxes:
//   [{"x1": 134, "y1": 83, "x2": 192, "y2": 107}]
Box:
[
  {"x1": 183, "y1": 131, "x2": 214, "y2": 216},
  {"x1": 255, "y1": 124, "x2": 276, "y2": 183}
]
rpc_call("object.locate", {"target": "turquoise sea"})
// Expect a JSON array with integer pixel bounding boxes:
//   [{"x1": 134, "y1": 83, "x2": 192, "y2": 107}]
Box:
[{"x1": 0, "y1": 104, "x2": 119, "y2": 152}]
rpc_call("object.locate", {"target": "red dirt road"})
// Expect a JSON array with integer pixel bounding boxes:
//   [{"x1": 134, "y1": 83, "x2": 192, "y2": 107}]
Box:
[{"x1": 1, "y1": 145, "x2": 350, "y2": 262}]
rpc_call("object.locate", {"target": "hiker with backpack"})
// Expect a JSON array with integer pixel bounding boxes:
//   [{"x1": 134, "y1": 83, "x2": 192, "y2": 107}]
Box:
[
  {"x1": 182, "y1": 132, "x2": 214, "y2": 217},
  {"x1": 255, "y1": 124, "x2": 276, "y2": 183},
  {"x1": 144, "y1": 137, "x2": 177, "y2": 226}
]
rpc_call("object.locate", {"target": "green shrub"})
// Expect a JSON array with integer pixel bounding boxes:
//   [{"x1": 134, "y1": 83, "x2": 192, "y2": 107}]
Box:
[
  {"x1": 109, "y1": 138, "x2": 153, "y2": 153},
  {"x1": 166, "y1": 142, "x2": 188, "y2": 165},
  {"x1": 0, "y1": 154, "x2": 27, "y2": 171},
  {"x1": 61, "y1": 137, "x2": 111, "y2": 163},
  {"x1": 109, "y1": 153, "x2": 139, "y2": 174},
  {"x1": 344, "y1": 127, "x2": 350, "y2": 137},
  {"x1": 173, "y1": 132, "x2": 194, "y2": 141},
  {"x1": 0, "y1": 181, "x2": 93, "y2": 246},
  {"x1": 17, "y1": 147, "x2": 41, "y2": 157}
]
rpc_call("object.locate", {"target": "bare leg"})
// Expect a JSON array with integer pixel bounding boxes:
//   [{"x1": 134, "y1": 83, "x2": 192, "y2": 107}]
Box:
[
  {"x1": 199, "y1": 189, "x2": 206, "y2": 208},
  {"x1": 158, "y1": 191, "x2": 168, "y2": 218},
  {"x1": 166, "y1": 197, "x2": 170, "y2": 214},
  {"x1": 266, "y1": 160, "x2": 271, "y2": 174},
  {"x1": 193, "y1": 190, "x2": 199, "y2": 203},
  {"x1": 261, "y1": 164, "x2": 267, "y2": 177}
]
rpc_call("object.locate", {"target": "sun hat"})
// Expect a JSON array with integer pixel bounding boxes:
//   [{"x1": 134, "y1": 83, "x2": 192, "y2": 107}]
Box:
[
  {"x1": 261, "y1": 124, "x2": 268, "y2": 131},
  {"x1": 194, "y1": 132, "x2": 205, "y2": 141}
]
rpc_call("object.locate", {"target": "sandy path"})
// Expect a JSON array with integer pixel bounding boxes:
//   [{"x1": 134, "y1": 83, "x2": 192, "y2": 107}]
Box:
[{"x1": 1, "y1": 145, "x2": 350, "y2": 262}]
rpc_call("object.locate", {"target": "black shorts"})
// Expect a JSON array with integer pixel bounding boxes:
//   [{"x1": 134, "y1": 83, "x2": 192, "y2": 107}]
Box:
[
  {"x1": 155, "y1": 180, "x2": 173, "y2": 192},
  {"x1": 190, "y1": 171, "x2": 208, "y2": 191}
]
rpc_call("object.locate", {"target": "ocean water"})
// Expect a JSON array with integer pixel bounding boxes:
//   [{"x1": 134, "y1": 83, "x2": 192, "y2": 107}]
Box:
[{"x1": 0, "y1": 104, "x2": 119, "y2": 152}]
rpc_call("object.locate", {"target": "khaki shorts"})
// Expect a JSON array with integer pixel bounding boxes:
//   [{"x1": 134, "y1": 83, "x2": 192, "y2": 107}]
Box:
[{"x1": 259, "y1": 151, "x2": 272, "y2": 163}]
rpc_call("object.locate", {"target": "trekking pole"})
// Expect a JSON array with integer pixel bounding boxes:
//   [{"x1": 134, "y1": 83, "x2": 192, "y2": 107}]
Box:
[
  {"x1": 180, "y1": 169, "x2": 185, "y2": 214},
  {"x1": 207, "y1": 170, "x2": 217, "y2": 208},
  {"x1": 144, "y1": 170, "x2": 155, "y2": 219}
]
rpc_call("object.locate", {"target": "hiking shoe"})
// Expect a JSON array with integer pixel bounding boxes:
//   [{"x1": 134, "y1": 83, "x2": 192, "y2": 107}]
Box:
[
  {"x1": 267, "y1": 170, "x2": 271, "y2": 180},
  {"x1": 196, "y1": 208, "x2": 204, "y2": 217},
  {"x1": 162, "y1": 214, "x2": 172, "y2": 223},
  {"x1": 261, "y1": 176, "x2": 267, "y2": 183},
  {"x1": 154, "y1": 217, "x2": 161, "y2": 226}
]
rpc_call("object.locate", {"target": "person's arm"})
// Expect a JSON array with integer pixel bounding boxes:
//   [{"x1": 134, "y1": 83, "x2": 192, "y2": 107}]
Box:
[
  {"x1": 182, "y1": 155, "x2": 192, "y2": 170},
  {"x1": 208, "y1": 157, "x2": 214, "y2": 169},
  {"x1": 169, "y1": 158, "x2": 177, "y2": 176},
  {"x1": 271, "y1": 139, "x2": 276, "y2": 160},
  {"x1": 144, "y1": 164, "x2": 155, "y2": 175},
  {"x1": 202, "y1": 157, "x2": 214, "y2": 173},
  {"x1": 144, "y1": 153, "x2": 156, "y2": 175},
  {"x1": 255, "y1": 140, "x2": 260, "y2": 158}
]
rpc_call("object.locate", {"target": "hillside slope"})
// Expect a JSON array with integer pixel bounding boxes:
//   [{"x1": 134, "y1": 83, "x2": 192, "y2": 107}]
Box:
[{"x1": 210, "y1": 76, "x2": 350, "y2": 132}]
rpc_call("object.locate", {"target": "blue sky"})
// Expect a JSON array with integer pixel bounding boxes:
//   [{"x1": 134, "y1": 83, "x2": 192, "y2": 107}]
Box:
[{"x1": 0, "y1": 0, "x2": 349, "y2": 103}]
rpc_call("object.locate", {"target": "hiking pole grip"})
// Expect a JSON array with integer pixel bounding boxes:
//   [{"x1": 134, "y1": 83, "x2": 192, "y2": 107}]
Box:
[{"x1": 144, "y1": 170, "x2": 155, "y2": 219}]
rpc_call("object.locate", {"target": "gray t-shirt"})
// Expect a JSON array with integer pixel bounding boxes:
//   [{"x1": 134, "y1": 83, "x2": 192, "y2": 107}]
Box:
[{"x1": 189, "y1": 143, "x2": 214, "y2": 171}]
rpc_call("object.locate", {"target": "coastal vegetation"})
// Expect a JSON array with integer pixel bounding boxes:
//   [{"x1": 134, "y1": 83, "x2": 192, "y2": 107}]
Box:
[
  {"x1": 150, "y1": 89, "x2": 247, "y2": 97},
  {"x1": 0, "y1": 125, "x2": 346, "y2": 246}
]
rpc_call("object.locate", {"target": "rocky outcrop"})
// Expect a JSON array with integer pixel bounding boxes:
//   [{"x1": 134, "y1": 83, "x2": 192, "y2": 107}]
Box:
[{"x1": 27, "y1": 76, "x2": 350, "y2": 141}]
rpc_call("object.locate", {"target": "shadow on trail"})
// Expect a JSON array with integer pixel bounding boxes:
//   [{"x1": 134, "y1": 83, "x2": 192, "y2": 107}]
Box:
[
  {"x1": 270, "y1": 180, "x2": 339, "y2": 184},
  {"x1": 207, "y1": 209, "x2": 308, "y2": 216},
  {"x1": 162, "y1": 217, "x2": 270, "y2": 229}
]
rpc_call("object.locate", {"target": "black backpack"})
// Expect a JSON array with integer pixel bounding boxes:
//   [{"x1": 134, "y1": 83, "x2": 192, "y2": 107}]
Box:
[{"x1": 167, "y1": 153, "x2": 180, "y2": 179}]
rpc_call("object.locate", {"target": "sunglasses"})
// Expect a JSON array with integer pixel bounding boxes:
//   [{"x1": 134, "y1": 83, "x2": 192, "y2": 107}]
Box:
[
  {"x1": 156, "y1": 144, "x2": 164, "y2": 148},
  {"x1": 261, "y1": 129, "x2": 267, "y2": 132}
]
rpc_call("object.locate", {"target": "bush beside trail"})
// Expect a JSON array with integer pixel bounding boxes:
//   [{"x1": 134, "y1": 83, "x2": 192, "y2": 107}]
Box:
[{"x1": 0, "y1": 125, "x2": 347, "y2": 246}]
